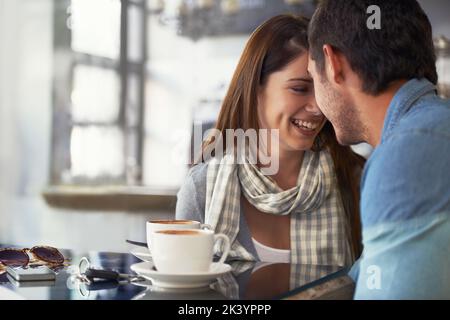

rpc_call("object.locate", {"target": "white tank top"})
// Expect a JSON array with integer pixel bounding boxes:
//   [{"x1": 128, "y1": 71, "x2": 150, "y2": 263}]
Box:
[{"x1": 252, "y1": 238, "x2": 291, "y2": 263}]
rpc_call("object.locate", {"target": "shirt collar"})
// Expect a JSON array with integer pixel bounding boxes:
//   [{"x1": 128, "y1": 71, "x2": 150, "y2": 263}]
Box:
[{"x1": 381, "y1": 78, "x2": 436, "y2": 143}]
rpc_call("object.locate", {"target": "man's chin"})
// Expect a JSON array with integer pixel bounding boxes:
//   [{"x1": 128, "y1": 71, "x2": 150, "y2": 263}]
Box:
[
  {"x1": 335, "y1": 131, "x2": 362, "y2": 146},
  {"x1": 336, "y1": 137, "x2": 351, "y2": 146}
]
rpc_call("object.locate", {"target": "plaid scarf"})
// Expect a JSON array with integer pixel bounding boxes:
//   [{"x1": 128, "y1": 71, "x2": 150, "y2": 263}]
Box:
[{"x1": 205, "y1": 150, "x2": 353, "y2": 266}]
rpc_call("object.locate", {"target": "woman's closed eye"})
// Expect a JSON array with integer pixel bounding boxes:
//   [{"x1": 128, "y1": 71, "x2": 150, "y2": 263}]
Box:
[{"x1": 290, "y1": 86, "x2": 310, "y2": 94}]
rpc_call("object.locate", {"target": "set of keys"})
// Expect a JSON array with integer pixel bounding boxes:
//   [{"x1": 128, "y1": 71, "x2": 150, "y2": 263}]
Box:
[{"x1": 67, "y1": 257, "x2": 147, "y2": 296}]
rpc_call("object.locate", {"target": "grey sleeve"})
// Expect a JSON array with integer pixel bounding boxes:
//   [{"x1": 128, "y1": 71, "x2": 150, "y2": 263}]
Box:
[
  {"x1": 176, "y1": 163, "x2": 259, "y2": 260},
  {"x1": 175, "y1": 164, "x2": 207, "y2": 223}
]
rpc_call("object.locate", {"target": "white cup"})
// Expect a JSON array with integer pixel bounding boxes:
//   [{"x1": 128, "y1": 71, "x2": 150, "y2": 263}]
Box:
[
  {"x1": 151, "y1": 229, "x2": 231, "y2": 274},
  {"x1": 146, "y1": 219, "x2": 211, "y2": 251}
]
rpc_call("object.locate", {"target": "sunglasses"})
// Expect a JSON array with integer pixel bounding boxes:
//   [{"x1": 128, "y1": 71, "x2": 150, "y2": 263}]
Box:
[{"x1": 0, "y1": 246, "x2": 65, "y2": 268}]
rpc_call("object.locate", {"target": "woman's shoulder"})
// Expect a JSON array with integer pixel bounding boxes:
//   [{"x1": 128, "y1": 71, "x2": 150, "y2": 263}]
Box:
[
  {"x1": 186, "y1": 162, "x2": 208, "y2": 188},
  {"x1": 175, "y1": 163, "x2": 208, "y2": 222}
]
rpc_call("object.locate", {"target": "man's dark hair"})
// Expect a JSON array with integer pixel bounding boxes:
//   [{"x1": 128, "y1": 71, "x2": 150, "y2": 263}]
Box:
[{"x1": 308, "y1": 0, "x2": 438, "y2": 95}]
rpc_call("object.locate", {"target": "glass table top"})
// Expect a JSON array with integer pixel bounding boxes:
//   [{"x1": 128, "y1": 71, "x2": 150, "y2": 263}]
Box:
[{"x1": 0, "y1": 244, "x2": 348, "y2": 300}]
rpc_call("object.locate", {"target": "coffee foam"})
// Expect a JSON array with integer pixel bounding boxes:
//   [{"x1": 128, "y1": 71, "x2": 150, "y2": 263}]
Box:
[
  {"x1": 149, "y1": 220, "x2": 196, "y2": 225},
  {"x1": 156, "y1": 230, "x2": 201, "y2": 235}
]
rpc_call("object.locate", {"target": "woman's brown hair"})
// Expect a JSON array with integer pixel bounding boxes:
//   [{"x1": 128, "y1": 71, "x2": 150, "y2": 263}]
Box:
[{"x1": 199, "y1": 14, "x2": 365, "y2": 259}]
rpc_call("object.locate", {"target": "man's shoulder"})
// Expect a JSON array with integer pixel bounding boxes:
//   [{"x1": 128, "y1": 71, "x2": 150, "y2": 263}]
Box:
[
  {"x1": 399, "y1": 95, "x2": 450, "y2": 136},
  {"x1": 366, "y1": 120, "x2": 450, "y2": 180},
  {"x1": 361, "y1": 117, "x2": 450, "y2": 226},
  {"x1": 379, "y1": 95, "x2": 450, "y2": 161}
]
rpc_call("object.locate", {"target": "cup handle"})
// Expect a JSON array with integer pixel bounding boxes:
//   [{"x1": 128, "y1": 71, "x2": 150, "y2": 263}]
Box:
[
  {"x1": 214, "y1": 233, "x2": 230, "y2": 265},
  {"x1": 200, "y1": 224, "x2": 212, "y2": 230}
]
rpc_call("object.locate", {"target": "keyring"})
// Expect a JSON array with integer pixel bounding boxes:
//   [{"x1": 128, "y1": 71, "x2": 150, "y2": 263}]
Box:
[
  {"x1": 78, "y1": 257, "x2": 90, "y2": 274},
  {"x1": 75, "y1": 257, "x2": 93, "y2": 286}
]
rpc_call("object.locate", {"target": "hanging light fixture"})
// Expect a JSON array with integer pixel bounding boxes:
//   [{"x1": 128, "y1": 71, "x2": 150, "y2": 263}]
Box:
[
  {"x1": 221, "y1": 0, "x2": 240, "y2": 15},
  {"x1": 147, "y1": 0, "x2": 164, "y2": 13},
  {"x1": 435, "y1": 35, "x2": 450, "y2": 98},
  {"x1": 284, "y1": 0, "x2": 309, "y2": 4},
  {"x1": 197, "y1": 0, "x2": 215, "y2": 10}
]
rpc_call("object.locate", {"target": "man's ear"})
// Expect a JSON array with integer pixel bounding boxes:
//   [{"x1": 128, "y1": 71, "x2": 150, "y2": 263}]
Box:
[{"x1": 323, "y1": 44, "x2": 344, "y2": 85}]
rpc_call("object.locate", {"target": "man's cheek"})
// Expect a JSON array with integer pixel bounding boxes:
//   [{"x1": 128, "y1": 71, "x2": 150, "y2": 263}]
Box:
[
  {"x1": 319, "y1": 96, "x2": 331, "y2": 117},
  {"x1": 317, "y1": 89, "x2": 326, "y2": 107}
]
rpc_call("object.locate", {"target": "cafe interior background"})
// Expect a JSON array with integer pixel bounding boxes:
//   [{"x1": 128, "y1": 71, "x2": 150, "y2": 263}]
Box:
[{"x1": 0, "y1": 0, "x2": 449, "y2": 253}]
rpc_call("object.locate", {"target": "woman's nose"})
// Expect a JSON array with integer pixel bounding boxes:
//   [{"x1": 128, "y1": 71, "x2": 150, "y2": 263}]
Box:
[{"x1": 304, "y1": 99, "x2": 323, "y2": 116}]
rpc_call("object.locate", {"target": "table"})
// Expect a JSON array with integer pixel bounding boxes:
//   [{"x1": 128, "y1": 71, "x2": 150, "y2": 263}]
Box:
[{"x1": 0, "y1": 245, "x2": 354, "y2": 300}]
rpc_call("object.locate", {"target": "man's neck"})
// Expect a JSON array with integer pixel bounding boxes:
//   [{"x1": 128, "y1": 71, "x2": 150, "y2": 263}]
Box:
[{"x1": 361, "y1": 80, "x2": 407, "y2": 147}]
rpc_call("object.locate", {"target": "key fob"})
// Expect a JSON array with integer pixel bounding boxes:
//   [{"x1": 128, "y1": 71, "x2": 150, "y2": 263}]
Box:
[
  {"x1": 84, "y1": 279, "x2": 119, "y2": 291},
  {"x1": 84, "y1": 268, "x2": 119, "y2": 281}
]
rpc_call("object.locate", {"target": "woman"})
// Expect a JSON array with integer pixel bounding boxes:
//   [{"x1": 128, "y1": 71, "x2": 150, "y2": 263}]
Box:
[{"x1": 176, "y1": 15, "x2": 365, "y2": 266}]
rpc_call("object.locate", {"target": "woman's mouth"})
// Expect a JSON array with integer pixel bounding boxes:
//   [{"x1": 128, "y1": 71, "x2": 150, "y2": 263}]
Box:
[{"x1": 290, "y1": 118, "x2": 321, "y2": 136}]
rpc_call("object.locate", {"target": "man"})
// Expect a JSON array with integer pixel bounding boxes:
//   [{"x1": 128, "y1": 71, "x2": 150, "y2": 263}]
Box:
[{"x1": 307, "y1": 0, "x2": 450, "y2": 299}]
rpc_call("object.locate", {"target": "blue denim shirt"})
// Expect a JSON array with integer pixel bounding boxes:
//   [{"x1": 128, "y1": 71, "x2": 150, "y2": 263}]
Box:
[{"x1": 349, "y1": 79, "x2": 450, "y2": 299}]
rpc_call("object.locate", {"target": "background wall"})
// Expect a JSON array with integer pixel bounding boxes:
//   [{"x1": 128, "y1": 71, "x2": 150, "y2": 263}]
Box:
[{"x1": 418, "y1": 0, "x2": 450, "y2": 38}]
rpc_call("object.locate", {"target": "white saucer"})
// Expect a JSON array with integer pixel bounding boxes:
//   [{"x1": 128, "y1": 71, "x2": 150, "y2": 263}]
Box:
[
  {"x1": 130, "y1": 247, "x2": 152, "y2": 262},
  {"x1": 130, "y1": 262, "x2": 232, "y2": 289}
]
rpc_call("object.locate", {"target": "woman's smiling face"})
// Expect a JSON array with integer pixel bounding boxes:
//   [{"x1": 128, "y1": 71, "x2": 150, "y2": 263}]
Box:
[{"x1": 258, "y1": 53, "x2": 326, "y2": 153}]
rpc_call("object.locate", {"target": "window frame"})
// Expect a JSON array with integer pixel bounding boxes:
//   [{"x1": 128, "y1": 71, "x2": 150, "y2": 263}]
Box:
[{"x1": 49, "y1": 0, "x2": 147, "y2": 187}]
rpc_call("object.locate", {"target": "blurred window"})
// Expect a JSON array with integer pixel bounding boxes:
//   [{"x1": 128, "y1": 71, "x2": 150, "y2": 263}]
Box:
[
  {"x1": 50, "y1": 0, "x2": 316, "y2": 189},
  {"x1": 51, "y1": 0, "x2": 146, "y2": 186}
]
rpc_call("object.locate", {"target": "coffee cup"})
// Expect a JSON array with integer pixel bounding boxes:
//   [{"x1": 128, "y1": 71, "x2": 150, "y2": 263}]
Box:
[
  {"x1": 146, "y1": 219, "x2": 211, "y2": 250},
  {"x1": 151, "y1": 229, "x2": 230, "y2": 274}
]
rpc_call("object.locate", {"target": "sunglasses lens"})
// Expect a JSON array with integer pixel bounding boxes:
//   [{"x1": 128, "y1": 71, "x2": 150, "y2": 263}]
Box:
[
  {"x1": 31, "y1": 247, "x2": 64, "y2": 264},
  {"x1": 0, "y1": 250, "x2": 29, "y2": 267}
]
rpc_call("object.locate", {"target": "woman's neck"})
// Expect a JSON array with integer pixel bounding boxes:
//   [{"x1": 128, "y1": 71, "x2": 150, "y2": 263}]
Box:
[{"x1": 268, "y1": 149, "x2": 304, "y2": 190}]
